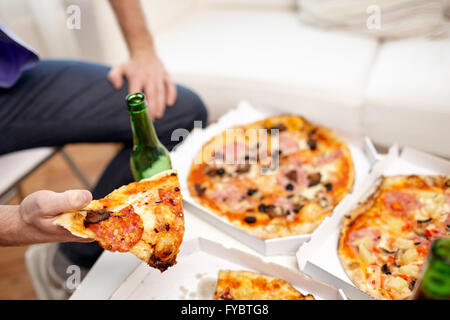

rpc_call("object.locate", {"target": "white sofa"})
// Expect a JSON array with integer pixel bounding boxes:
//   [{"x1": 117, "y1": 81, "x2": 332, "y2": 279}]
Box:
[{"x1": 2, "y1": 0, "x2": 449, "y2": 157}]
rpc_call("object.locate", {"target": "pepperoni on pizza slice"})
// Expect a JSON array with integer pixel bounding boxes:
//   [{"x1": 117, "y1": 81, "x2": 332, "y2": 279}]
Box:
[{"x1": 55, "y1": 169, "x2": 184, "y2": 272}]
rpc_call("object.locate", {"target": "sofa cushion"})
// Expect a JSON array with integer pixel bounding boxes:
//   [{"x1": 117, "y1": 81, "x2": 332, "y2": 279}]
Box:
[
  {"x1": 297, "y1": 0, "x2": 447, "y2": 39},
  {"x1": 156, "y1": 9, "x2": 378, "y2": 134},
  {"x1": 364, "y1": 38, "x2": 450, "y2": 157}
]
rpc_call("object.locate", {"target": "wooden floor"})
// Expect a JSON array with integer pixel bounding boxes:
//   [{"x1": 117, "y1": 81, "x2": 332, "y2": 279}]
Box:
[{"x1": 0, "y1": 143, "x2": 120, "y2": 299}]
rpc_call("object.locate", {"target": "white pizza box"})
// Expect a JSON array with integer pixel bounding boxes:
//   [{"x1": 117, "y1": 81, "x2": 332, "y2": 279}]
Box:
[
  {"x1": 110, "y1": 237, "x2": 347, "y2": 300},
  {"x1": 170, "y1": 101, "x2": 378, "y2": 256},
  {"x1": 295, "y1": 145, "x2": 450, "y2": 300}
]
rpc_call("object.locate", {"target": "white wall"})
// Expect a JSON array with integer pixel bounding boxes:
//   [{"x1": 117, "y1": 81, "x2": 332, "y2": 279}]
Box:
[
  {"x1": 72, "y1": 0, "x2": 198, "y2": 66},
  {"x1": 0, "y1": 0, "x2": 49, "y2": 56},
  {"x1": 0, "y1": 0, "x2": 197, "y2": 65}
]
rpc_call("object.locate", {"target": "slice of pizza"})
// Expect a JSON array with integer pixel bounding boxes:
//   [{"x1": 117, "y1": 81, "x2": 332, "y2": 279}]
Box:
[
  {"x1": 338, "y1": 175, "x2": 450, "y2": 299},
  {"x1": 213, "y1": 270, "x2": 315, "y2": 300},
  {"x1": 54, "y1": 169, "x2": 184, "y2": 272}
]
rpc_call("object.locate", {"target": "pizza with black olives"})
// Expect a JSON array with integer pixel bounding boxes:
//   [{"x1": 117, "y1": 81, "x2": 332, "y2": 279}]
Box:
[{"x1": 187, "y1": 115, "x2": 354, "y2": 239}]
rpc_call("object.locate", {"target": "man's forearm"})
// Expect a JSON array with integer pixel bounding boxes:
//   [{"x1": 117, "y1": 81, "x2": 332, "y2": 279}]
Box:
[
  {"x1": 0, "y1": 205, "x2": 22, "y2": 246},
  {"x1": 109, "y1": 0, "x2": 155, "y2": 57}
]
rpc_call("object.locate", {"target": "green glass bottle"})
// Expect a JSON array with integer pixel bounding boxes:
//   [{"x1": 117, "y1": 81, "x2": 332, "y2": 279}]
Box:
[
  {"x1": 126, "y1": 92, "x2": 172, "y2": 181},
  {"x1": 411, "y1": 238, "x2": 450, "y2": 300}
]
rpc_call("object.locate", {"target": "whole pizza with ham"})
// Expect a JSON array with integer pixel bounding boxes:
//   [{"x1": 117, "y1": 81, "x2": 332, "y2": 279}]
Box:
[
  {"x1": 188, "y1": 115, "x2": 355, "y2": 239},
  {"x1": 55, "y1": 169, "x2": 184, "y2": 272},
  {"x1": 338, "y1": 175, "x2": 450, "y2": 300}
]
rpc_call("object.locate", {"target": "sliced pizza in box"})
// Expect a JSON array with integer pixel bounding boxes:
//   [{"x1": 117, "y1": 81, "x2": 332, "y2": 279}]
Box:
[{"x1": 214, "y1": 270, "x2": 315, "y2": 300}]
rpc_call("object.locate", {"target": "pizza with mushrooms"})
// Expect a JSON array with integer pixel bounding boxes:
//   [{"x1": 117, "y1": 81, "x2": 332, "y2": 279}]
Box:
[
  {"x1": 55, "y1": 169, "x2": 184, "y2": 272},
  {"x1": 338, "y1": 175, "x2": 450, "y2": 300},
  {"x1": 213, "y1": 270, "x2": 315, "y2": 300},
  {"x1": 187, "y1": 115, "x2": 354, "y2": 239}
]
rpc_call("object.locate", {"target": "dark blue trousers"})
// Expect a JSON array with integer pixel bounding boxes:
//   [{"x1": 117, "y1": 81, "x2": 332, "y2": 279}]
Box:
[{"x1": 0, "y1": 60, "x2": 207, "y2": 268}]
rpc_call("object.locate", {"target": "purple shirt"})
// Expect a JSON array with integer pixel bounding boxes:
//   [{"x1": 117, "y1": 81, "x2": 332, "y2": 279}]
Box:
[{"x1": 0, "y1": 23, "x2": 39, "y2": 88}]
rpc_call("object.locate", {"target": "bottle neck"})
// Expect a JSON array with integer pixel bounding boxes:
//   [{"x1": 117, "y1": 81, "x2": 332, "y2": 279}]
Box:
[
  {"x1": 130, "y1": 108, "x2": 160, "y2": 147},
  {"x1": 126, "y1": 92, "x2": 161, "y2": 147}
]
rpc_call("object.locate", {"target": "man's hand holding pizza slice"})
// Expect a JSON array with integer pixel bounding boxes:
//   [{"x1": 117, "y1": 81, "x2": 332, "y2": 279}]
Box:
[
  {"x1": 0, "y1": 189, "x2": 94, "y2": 246},
  {"x1": 54, "y1": 169, "x2": 184, "y2": 272}
]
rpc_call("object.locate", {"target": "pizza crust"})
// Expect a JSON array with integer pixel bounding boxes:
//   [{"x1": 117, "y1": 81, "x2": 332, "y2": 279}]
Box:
[
  {"x1": 337, "y1": 177, "x2": 387, "y2": 300},
  {"x1": 214, "y1": 270, "x2": 314, "y2": 300}
]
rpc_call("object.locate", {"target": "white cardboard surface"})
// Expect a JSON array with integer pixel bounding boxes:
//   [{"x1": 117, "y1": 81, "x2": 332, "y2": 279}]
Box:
[
  {"x1": 71, "y1": 204, "x2": 298, "y2": 300},
  {"x1": 296, "y1": 145, "x2": 450, "y2": 300},
  {"x1": 110, "y1": 238, "x2": 346, "y2": 300},
  {"x1": 171, "y1": 101, "x2": 377, "y2": 256}
]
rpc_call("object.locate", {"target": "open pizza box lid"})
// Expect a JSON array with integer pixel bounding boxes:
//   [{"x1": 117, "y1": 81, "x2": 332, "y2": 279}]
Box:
[
  {"x1": 170, "y1": 101, "x2": 379, "y2": 256},
  {"x1": 295, "y1": 145, "x2": 450, "y2": 300},
  {"x1": 110, "y1": 237, "x2": 347, "y2": 300}
]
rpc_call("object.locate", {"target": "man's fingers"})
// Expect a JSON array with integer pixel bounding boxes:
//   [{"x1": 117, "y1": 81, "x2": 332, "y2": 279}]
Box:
[
  {"x1": 154, "y1": 78, "x2": 166, "y2": 119},
  {"x1": 142, "y1": 81, "x2": 154, "y2": 120},
  {"x1": 164, "y1": 73, "x2": 177, "y2": 107},
  {"x1": 53, "y1": 228, "x2": 95, "y2": 243},
  {"x1": 108, "y1": 67, "x2": 124, "y2": 90},
  {"x1": 36, "y1": 190, "x2": 92, "y2": 217},
  {"x1": 17, "y1": 190, "x2": 95, "y2": 245},
  {"x1": 58, "y1": 230, "x2": 95, "y2": 243},
  {"x1": 50, "y1": 226, "x2": 95, "y2": 243},
  {"x1": 128, "y1": 76, "x2": 144, "y2": 96}
]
